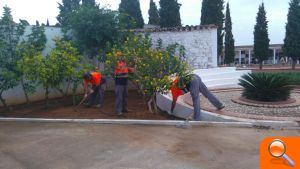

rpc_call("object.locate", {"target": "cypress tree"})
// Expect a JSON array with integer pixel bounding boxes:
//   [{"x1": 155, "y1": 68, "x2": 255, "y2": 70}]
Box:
[
  {"x1": 57, "y1": 0, "x2": 80, "y2": 32},
  {"x1": 148, "y1": 0, "x2": 160, "y2": 25},
  {"x1": 82, "y1": 0, "x2": 96, "y2": 6},
  {"x1": 253, "y1": 3, "x2": 270, "y2": 70},
  {"x1": 224, "y1": 2, "x2": 235, "y2": 64},
  {"x1": 119, "y1": 0, "x2": 144, "y2": 29},
  {"x1": 159, "y1": 0, "x2": 181, "y2": 27},
  {"x1": 201, "y1": 0, "x2": 224, "y2": 61},
  {"x1": 46, "y1": 19, "x2": 50, "y2": 26},
  {"x1": 283, "y1": 0, "x2": 300, "y2": 69}
]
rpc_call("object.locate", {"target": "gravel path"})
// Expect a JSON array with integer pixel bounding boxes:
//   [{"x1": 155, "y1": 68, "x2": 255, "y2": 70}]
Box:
[{"x1": 201, "y1": 90, "x2": 300, "y2": 118}]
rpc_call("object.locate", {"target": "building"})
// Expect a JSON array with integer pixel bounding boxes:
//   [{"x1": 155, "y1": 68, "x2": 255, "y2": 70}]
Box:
[{"x1": 234, "y1": 44, "x2": 284, "y2": 65}]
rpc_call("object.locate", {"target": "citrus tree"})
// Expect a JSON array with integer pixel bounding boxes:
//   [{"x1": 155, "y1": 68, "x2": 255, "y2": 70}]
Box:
[
  {"x1": 105, "y1": 34, "x2": 190, "y2": 113},
  {"x1": 22, "y1": 38, "x2": 85, "y2": 109}
]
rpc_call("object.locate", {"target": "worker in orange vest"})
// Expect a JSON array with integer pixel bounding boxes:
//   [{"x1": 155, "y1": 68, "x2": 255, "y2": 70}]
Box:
[
  {"x1": 83, "y1": 71, "x2": 103, "y2": 107},
  {"x1": 170, "y1": 74, "x2": 225, "y2": 121},
  {"x1": 114, "y1": 52, "x2": 134, "y2": 115}
]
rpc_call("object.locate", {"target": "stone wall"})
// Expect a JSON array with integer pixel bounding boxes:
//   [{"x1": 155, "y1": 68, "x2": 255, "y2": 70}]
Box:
[{"x1": 135, "y1": 25, "x2": 218, "y2": 69}]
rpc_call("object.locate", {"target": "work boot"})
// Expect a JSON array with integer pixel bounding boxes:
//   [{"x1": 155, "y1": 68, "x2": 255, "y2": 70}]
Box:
[
  {"x1": 83, "y1": 102, "x2": 91, "y2": 107},
  {"x1": 95, "y1": 104, "x2": 102, "y2": 108},
  {"x1": 217, "y1": 104, "x2": 225, "y2": 111}
]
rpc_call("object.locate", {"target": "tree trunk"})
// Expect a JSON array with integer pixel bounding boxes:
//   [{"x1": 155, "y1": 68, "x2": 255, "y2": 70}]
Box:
[
  {"x1": 292, "y1": 59, "x2": 296, "y2": 70},
  {"x1": 147, "y1": 98, "x2": 153, "y2": 114},
  {"x1": 259, "y1": 61, "x2": 263, "y2": 70},
  {"x1": 64, "y1": 80, "x2": 71, "y2": 97},
  {"x1": 45, "y1": 87, "x2": 49, "y2": 110},
  {"x1": 152, "y1": 94, "x2": 158, "y2": 114},
  {"x1": 21, "y1": 78, "x2": 30, "y2": 104},
  {"x1": 147, "y1": 94, "x2": 159, "y2": 114},
  {"x1": 55, "y1": 87, "x2": 65, "y2": 97},
  {"x1": 0, "y1": 93, "x2": 8, "y2": 109}
]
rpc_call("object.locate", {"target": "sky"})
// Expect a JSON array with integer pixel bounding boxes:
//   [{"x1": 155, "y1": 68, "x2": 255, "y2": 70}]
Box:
[{"x1": 0, "y1": 0, "x2": 290, "y2": 45}]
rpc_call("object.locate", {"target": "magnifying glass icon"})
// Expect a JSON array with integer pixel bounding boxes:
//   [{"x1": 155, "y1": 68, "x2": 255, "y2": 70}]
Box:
[{"x1": 268, "y1": 139, "x2": 295, "y2": 167}]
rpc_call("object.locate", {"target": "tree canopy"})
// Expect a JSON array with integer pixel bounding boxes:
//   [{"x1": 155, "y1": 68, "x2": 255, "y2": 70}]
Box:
[
  {"x1": 159, "y1": 0, "x2": 181, "y2": 27},
  {"x1": 253, "y1": 3, "x2": 270, "y2": 69},
  {"x1": 119, "y1": 0, "x2": 144, "y2": 29}
]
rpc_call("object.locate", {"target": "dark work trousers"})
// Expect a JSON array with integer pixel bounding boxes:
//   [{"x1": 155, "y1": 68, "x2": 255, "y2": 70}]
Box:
[
  {"x1": 98, "y1": 84, "x2": 105, "y2": 105},
  {"x1": 115, "y1": 85, "x2": 128, "y2": 114},
  {"x1": 189, "y1": 74, "x2": 223, "y2": 121},
  {"x1": 89, "y1": 85, "x2": 101, "y2": 106}
]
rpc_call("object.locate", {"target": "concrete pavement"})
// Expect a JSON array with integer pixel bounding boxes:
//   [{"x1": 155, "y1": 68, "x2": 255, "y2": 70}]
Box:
[{"x1": 0, "y1": 122, "x2": 299, "y2": 169}]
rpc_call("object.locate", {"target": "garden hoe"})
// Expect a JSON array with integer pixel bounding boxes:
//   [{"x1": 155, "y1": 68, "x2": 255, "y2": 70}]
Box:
[{"x1": 73, "y1": 93, "x2": 91, "y2": 113}]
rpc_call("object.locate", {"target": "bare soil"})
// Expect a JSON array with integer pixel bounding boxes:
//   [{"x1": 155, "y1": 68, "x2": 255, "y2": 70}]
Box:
[{"x1": 0, "y1": 91, "x2": 178, "y2": 120}]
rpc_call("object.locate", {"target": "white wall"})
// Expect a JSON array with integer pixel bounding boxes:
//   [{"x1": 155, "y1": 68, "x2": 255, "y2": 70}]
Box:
[
  {"x1": 1, "y1": 25, "x2": 218, "y2": 106},
  {"x1": 150, "y1": 28, "x2": 218, "y2": 69}
]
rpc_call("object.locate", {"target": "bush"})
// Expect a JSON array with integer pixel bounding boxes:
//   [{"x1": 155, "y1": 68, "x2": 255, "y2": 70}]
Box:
[
  {"x1": 105, "y1": 34, "x2": 190, "y2": 113},
  {"x1": 276, "y1": 72, "x2": 300, "y2": 85},
  {"x1": 238, "y1": 73, "x2": 293, "y2": 101}
]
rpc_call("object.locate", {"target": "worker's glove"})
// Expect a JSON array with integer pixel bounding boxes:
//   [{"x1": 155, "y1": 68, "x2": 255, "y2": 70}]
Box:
[{"x1": 84, "y1": 93, "x2": 88, "y2": 98}]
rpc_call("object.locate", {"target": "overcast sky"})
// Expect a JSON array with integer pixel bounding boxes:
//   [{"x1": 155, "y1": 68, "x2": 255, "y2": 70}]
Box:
[{"x1": 0, "y1": 0, "x2": 289, "y2": 45}]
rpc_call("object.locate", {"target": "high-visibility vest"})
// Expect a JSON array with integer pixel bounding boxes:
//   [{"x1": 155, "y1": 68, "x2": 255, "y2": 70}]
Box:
[
  {"x1": 115, "y1": 61, "x2": 129, "y2": 77},
  {"x1": 84, "y1": 72, "x2": 101, "y2": 87}
]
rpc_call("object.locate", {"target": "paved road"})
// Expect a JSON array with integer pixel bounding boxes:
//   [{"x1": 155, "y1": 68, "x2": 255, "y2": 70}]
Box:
[{"x1": 0, "y1": 122, "x2": 299, "y2": 169}]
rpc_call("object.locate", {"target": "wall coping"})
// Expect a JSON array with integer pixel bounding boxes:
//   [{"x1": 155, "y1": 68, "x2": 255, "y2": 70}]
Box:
[{"x1": 133, "y1": 24, "x2": 218, "y2": 33}]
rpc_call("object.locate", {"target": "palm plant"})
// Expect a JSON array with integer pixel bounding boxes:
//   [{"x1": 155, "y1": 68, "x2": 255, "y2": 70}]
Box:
[{"x1": 238, "y1": 73, "x2": 293, "y2": 101}]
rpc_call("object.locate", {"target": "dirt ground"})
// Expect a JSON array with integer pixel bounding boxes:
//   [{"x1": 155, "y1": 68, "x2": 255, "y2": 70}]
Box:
[{"x1": 0, "y1": 91, "x2": 177, "y2": 120}]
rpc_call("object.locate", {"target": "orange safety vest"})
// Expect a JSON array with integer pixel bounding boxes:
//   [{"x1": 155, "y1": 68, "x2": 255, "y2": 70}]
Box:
[
  {"x1": 84, "y1": 72, "x2": 101, "y2": 87},
  {"x1": 170, "y1": 78, "x2": 184, "y2": 101},
  {"x1": 114, "y1": 61, "x2": 129, "y2": 76}
]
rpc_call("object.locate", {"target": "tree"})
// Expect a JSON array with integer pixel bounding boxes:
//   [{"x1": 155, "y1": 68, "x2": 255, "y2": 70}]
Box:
[
  {"x1": 224, "y1": 2, "x2": 235, "y2": 65},
  {"x1": 159, "y1": 0, "x2": 181, "y2": 27},
  {"x1": 22, "y1": 39, "x2": 83, "y2": 109},
  {"x1": 105, "y1": 35, "x2": 190, "y2": 113},
  {"x1": 27, "y1": 22, "x2": 47, "y2": 52},
  {"x1": 57, "y1": 0, "x2": 80, "y2": 33},
  {"x1": 201, "y1": 0, "x2": 224, "y2": 61},
  {"x1": 16, "y1": 23, "x2": 47, "y2": 104},
  {"x1": 148, "y1": 0, "x2": 160, "y2": 25},
  {"x1": 69, "y1": 5, "x2": 119, "y2": 59},
  {"x1": 46, "y1": 19, "x2": 50, "y2": 26},
  {"x1": 283, "y1": 0, "x2": 300, "y2": 69},
  {"x1": 0, "y1": 6, "x2": 26, "y2": 109},
  {"x1": 119, "y1": 0, "x2": 144, "y2": 28},
  {"x1": 82, "y1": 0, "x2": 96, "y2": 6},
  {"x1": 253, "y1": 3, "x2": 270, "y2": 70}
]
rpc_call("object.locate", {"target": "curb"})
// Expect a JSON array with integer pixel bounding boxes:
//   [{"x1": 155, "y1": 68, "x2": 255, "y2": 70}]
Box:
[{"x1": 0, "y1": 118, "x2": 298, "y2": 129}]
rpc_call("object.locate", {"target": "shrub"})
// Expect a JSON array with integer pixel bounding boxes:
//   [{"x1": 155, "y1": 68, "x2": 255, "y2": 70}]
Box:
[
  {"x1": 238, "y1": 73, "x2": 293, "y2": 101},
  {"x1": 105, "y1": 34, "x2": 190, "y2": 113}
]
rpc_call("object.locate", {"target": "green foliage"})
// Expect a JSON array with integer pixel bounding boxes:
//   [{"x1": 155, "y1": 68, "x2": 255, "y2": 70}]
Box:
[
  {"x1": 0, "y1": 6, "x2": 26, "y2": 108},
  {"x1": 283, "y1": 0, "x2": 300, "y2": 69},
  {"x1": 27, "y1": 22, "x2": 47, "y2": 52},
  {"x1": 148, "y1": 0, "x2": 160, "y2": 25},
  {"x1": 224, "y1": 2, "x2": 235, "y2": 64},
  {"x1": 16, "y1": 24, "x2": 47, "y2": 104},
  {"x1": 253, "y1": 3, "x2": 270, "y2": 69},
  {"x1": 159, "y1": 0, "x2": 181, "y2": 27},
  {"x1": 69, "y1": 5, "x2": 119, "y2": 58},
  {"x1": 22, "y1": 39, "x2": 83, "y2": 108},
  {"x1": 274, "y1": 72, "x2": 300, "y2": 85},
  {"x1": 119, "y1": 0, "x2": 144, "y2": 29},
  {"x1": 82, "y1": 0, "x2": 96, "y2": 6},
  {"x1": 57, "y1": 0, "x2": 81, "y2": 33},
  {"x1": 105, "y1": 35, "x2": 190, "y2": 99},
  {"x1": 239, "y1": 73, "x2": 292, "y2": 102},
  {"x1": 201, "y1": 0, "x2": 224, "y2": 57}
]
